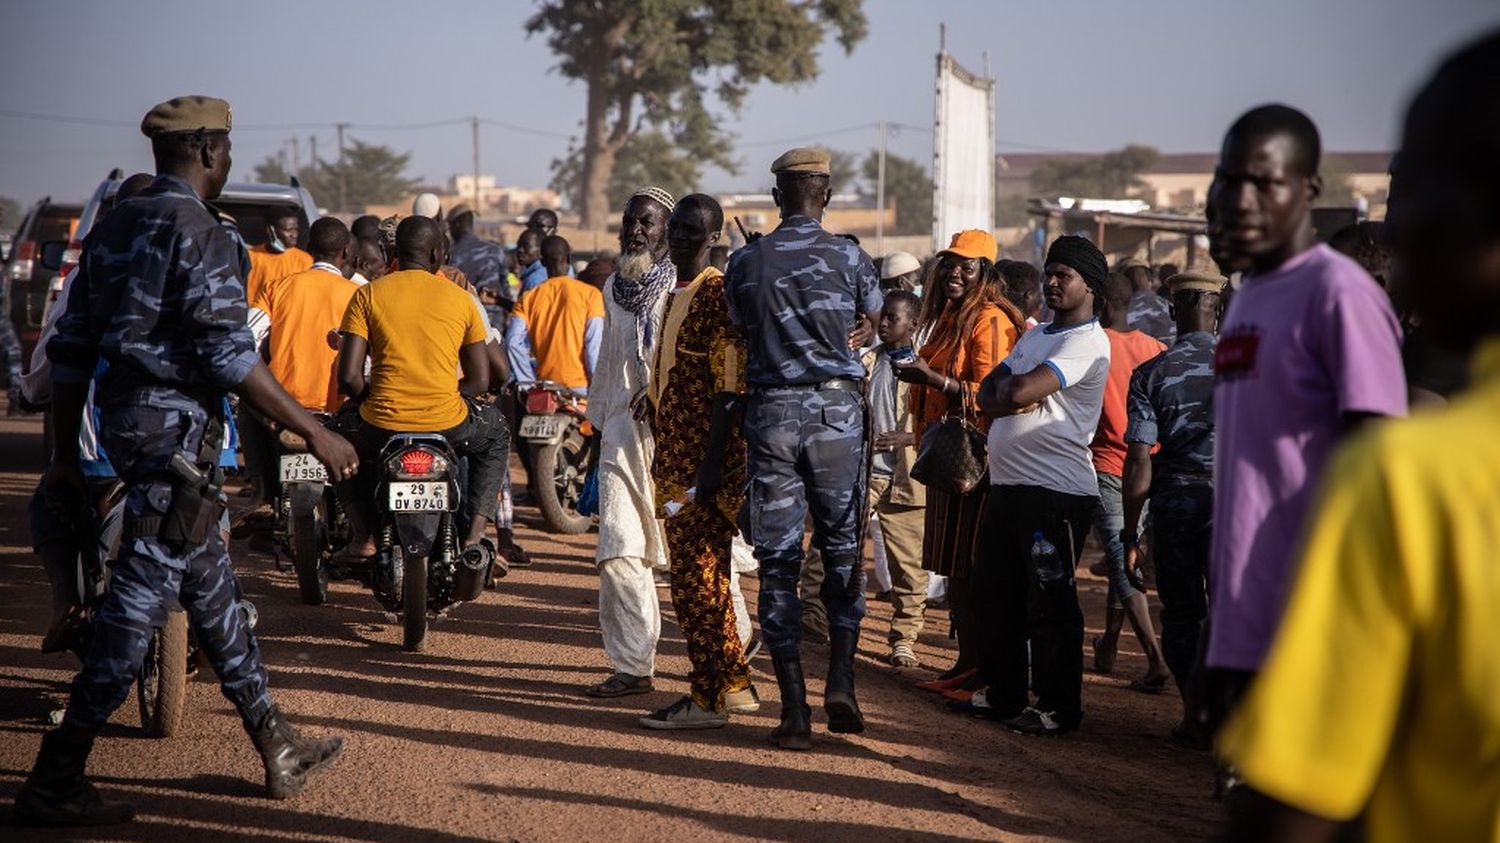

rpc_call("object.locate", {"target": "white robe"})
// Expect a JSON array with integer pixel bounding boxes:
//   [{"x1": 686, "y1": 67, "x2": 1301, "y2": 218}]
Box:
[{"x1": 585, "y1": 273, "x2": 670, "y2": 676}]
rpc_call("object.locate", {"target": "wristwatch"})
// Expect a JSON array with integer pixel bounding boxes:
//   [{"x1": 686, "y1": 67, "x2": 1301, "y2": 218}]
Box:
[{"x1": 1119, "y1": 529, "x2": 1139, "y2": 547}]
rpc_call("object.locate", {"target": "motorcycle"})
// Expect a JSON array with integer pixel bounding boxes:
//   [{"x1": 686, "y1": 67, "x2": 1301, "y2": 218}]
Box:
[
  {"x1": 367, "y1": 433, "x2": 498, "y2": 651},
  {"x1": 57, "y1": 481, "x2": 254, "y2": 738},
  {"x1": 272, "y1": 421, "x2": 350, "y2": 606},
  {"x1": 517, "y1": 382, "x2": 596, "y2": 534}
]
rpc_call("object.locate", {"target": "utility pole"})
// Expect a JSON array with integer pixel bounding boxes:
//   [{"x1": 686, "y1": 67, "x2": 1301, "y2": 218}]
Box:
[
  {"x1": 876, "y1": 120, "x2": 887, "y2": 257},
  {"x1": 309, "y1": 135, "x2": 318, "y2": 173},
  {"x1": 290, "y1": 135, "x2": 300, "y2": 176},
  {"x1": 471, "y1": 116, "x2": 481, "y2": 215},
  {"x1": 336, "y1": 122, "x2": 348, "y2": 212}
]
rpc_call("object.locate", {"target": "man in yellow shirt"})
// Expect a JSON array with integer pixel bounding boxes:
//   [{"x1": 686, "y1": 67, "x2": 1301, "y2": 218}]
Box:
[
  {"x1": 505, "y1": 235, "x2": 603, "y2": 394},
  {"x1": 246, "y1": 206, "x2": 313, "y2": 306},
  {"x1": 1221, "y1": 32, "x2": 1500, "y2": 843},
  {"x1": 251, "y1": 217, "x2": 358, "y2": 414},
  {"x1": 333, "y1": 216, "x2": 508, "y2": 557}
]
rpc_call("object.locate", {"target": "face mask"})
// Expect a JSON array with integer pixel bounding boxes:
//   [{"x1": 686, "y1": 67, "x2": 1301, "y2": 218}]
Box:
[{"x1": 268, "y1": 235, "x2": 287, "y2": 254}]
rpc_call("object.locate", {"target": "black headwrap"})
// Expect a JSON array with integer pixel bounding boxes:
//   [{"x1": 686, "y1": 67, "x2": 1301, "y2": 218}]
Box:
[{"x1": 1045, "y1": 235, "x2": 1109, "y2": 294}]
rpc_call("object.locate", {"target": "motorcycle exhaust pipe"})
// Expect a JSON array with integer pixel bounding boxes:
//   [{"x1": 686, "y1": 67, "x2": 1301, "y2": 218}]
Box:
[{"x1": 452, "y1": 541, "x2": 495, "y2": 603}]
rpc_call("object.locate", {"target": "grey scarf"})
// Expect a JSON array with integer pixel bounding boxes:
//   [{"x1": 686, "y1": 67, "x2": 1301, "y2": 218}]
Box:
[{"x1": 610, "y1": 256, "x2": 675, "y2": 361}]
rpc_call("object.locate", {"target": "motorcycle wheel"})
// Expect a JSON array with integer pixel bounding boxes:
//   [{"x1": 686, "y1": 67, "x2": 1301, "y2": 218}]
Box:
[
  {"x1": 532, "y1": 436, "x2": 593, "y2": 535},
  {"x1": 137, "y1": 610, "x2": 188, "y2": 738},
  {"x1": 400, "y1": 546, "x2": 428, "y2": 652},
  {"x1": 290, "y1": 507, "x2": 329, "y2": 606}
]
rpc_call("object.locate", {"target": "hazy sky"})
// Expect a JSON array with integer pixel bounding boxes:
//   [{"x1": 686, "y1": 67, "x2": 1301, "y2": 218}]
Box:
[{"x1": 1, "y1": 0, "x2": 1494, "y2": 208}]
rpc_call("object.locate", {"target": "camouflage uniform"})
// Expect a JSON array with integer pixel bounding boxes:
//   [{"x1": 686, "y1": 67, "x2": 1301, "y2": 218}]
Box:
[
  {"x1": 1127, "y1": 290, "x2": 1176, "y2": 346},
  {"x1": 723, "y1": 214, "x2": 882, "y2": 658},
  {"x1": 47, "y1": 174, "x2": 273, "y2": 732},
  {"x1": 1124, "y1": 329, "x2": 1216, "y2": 693}
]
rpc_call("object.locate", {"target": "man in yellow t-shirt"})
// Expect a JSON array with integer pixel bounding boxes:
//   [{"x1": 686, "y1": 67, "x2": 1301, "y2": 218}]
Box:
[
  {"x1": 505, "y1": 234, "x2": 603, "y2": 393},
  {"x1": 1220, "y1": 33, "x2": 1500, "y2": 843},
  {"x1": 333, "y1": 216, "x2": 509, "y2": 557},
  {"x1": 246, "y1": 206, "x2": 313, "y2": 306},
  {"x1": 251, "y1": 217, "x2": 358, "y2": 413}
]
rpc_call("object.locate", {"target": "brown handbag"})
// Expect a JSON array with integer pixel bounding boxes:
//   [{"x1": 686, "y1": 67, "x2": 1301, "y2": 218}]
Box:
[{"x1": 910, "y1": 381, "x2": 987, "y2": 495}]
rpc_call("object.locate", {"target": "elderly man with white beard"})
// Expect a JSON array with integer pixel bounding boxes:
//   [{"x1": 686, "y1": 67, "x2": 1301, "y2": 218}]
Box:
[{"x1": 582, "y1": 187, "x2": 678, "y2": 698}]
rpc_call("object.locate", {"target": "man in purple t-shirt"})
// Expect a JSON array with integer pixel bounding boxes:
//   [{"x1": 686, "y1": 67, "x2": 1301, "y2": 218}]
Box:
[{"x1": 1201, "y1": 104, "x2": 1407, "y2": 729}]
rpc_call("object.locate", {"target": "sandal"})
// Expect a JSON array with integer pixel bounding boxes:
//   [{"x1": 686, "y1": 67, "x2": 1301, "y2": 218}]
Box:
[
  {"x1": 1092, "y1": 635, "x2": 1116, "y2": 675},
  {"x1": 889, "y1": 641, "x2": 920, "y2": 669},
  {"x1": 915, "y1": 667, "x2": 975, "y2": 692},
  {"x1": 584, "y1": 673, "x2": 653, "y2": 698},
  {"x1": 1128, "y1": 674, "x2": 1170, "y2": 695}
]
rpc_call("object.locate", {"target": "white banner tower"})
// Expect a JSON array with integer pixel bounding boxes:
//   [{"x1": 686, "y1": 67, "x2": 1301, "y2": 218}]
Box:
[{"x1": 931, "y1": 28, "x2": 996, "y2": 251}]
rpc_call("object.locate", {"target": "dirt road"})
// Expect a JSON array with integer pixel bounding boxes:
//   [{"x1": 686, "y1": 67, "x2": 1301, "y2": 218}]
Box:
[{"x1": 0, "y1": 411, "x2": 1219, "y2": 841}]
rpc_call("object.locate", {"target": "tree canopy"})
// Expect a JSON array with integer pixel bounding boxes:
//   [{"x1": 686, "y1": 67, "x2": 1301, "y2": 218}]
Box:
[
  {"x1": 251, "y1": 138, "x2": 421, "y2": 212},
  {"x1": 527, "y1": 0, "x2": 868, "y2": 228},
  {"x1": 860, "y1": 150, "x2": 931, "y2": 235},
  {"x1": 1030, "y1": 145, "x2": 1161, "y2": 200}
]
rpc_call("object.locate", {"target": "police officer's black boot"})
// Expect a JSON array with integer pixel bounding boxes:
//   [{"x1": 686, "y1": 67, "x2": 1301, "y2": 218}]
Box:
[
  {"x1": 13, "y1": 728, "x2": 134, "y2": 826},
  {"x1": 770, "y1": 653, "x2": 813, "y2": 751},
  {"x1": 247, "y1": 706, "x2": 344, "y2": 799},
  {"x1": 825, "y1": 626, "x2": 866, "y2": 734}
]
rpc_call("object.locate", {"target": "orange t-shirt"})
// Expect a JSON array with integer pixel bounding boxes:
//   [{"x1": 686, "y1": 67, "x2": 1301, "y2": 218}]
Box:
[
  {"x1": 252, "y1": 265, "x2": 359, "y2": 413},
  {"x1": 512, "y1": 275, "x2": 605, "y2": 390},
  {"x1": 910, "y1": 303, "x2": 1020, "y2": 443},
  {"x1": 246, "y1": 245, "x2": 313, "y2": 306},
  {"x1": 1090, "y1": 327, "x2": 1167, "y2": 476}
]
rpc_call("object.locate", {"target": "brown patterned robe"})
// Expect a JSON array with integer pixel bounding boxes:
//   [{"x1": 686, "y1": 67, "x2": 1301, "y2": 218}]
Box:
[{"x1": 649, "y1": 267, "x2": 751, "y2": 709}]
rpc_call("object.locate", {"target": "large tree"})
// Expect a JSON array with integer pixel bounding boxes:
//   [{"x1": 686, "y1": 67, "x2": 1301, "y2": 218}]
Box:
[
  {"x1": 860, "y1": 150, "x2": 931, "y2": 235},
  {"x1": 550, "y1": 130, "x2": 702, "y2": 211},
  {"x1": 251, "y1": 138, "x2": 421, "y2": 212},
  {"x1": 527, "y1": 0, "x2": 868, "y2": 229},
  {"x1": 1030, "y1": 144, "x2": 1161, "y2": 200}
]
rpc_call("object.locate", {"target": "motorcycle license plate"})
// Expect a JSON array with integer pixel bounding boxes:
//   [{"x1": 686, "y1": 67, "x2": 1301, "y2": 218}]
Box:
[
  {"x1": 279, "y1": 454, "x2": 328, "y2": 483},
  {"x1": 519, "y1": 414, "x2": 567, "y2": 442},
  {"x1": 388, "y1": 482, "x2": 449, "y2": 512}
]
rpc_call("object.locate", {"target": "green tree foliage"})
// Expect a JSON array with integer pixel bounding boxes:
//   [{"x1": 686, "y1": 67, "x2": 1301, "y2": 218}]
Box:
[
  {"x1": 527, "y1": 0, "x2": 868, "y2": 228},
  {"x1": 1030, "y1": 144, "x2": 1161, "y2": 199},
  {"x1": 550, "y1": 130, "x2": 701, "y2": 211},
  {"x1": 251, "y1": 139, "x2": 421, "y2": 212},
  {"x1": 0, "y1": 195, "x2": 22, "y2": 233},
  {"x1": 825, "y1": 149, "x2": 858, "y2": 195},
  {"x1": 860, "y1": 150, "x2": 931, "y2": 235}
]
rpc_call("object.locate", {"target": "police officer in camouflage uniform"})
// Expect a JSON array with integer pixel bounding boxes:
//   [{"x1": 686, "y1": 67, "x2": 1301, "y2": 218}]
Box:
[
  {"x1": 14, "y1": 96, "x2": 359, "y2": 827},
  {"x1": 724, "y1": 147, "x2": 882, "y2": 750},
  {"x1": 1121, "y1": 269, "x2": 1224, "y2": 723}
]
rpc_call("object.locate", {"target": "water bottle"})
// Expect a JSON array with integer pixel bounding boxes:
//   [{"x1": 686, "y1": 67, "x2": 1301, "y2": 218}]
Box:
[{"x1": 1032, "y1": 532, "x2": 1070, "y2": 590}]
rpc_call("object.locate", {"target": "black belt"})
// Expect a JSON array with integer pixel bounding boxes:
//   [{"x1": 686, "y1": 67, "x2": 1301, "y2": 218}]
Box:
[{"x1": 750, "y1": 378, "x2": 862, "y2": 394}]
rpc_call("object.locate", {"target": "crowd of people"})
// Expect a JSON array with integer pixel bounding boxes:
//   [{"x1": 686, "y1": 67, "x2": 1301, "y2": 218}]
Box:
[{"x1": 8, "y1": 27, "x2": 1499, "y2": 842}]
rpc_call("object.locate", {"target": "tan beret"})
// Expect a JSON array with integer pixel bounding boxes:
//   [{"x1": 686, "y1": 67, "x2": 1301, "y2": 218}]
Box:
[
  {"x1": 1118, "y1": 257, "x2": 1150, "y2": 272},
  {"x1": 140, "y1": 96, "x2": 232, "y2": 137},
  {"x1": 1167, "y1": 270, "x2": 1228, "y2": 295},
  {"x1": 771, "y1": 147, "x2": 831, "y2": 176}
]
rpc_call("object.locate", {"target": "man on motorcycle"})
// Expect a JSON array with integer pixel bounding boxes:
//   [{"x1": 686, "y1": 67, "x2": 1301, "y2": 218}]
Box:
[
  {"x1": 504, "y1": 234, "x2": 603, "y2": 395},
  {"x1": 250, "y1": 217, "x2": 359, "y2": 415},
  {"x1": 333, "y1": 215, "x2": 509, "y2": 558}
]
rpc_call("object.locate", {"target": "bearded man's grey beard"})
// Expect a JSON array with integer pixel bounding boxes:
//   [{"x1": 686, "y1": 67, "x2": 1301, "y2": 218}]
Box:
[{"x1": 618, "y1": 248, "x2": 655, "y2": 282}]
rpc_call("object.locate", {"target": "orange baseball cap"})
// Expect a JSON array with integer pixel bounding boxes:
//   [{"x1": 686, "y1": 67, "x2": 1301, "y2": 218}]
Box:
[{"x1": 939, "y1": 229, "x2": 998, "y2": 262}]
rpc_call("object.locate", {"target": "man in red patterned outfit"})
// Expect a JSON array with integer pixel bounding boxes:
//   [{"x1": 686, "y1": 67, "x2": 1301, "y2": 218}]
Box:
[{"x1": 638, "y1": 194, "x2": 760, "y2": 729}]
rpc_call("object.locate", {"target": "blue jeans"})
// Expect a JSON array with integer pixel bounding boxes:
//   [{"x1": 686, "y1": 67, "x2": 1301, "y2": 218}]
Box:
[{"x1": 1091, "y1": 472, "x2": 1144, "y2": 607}]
